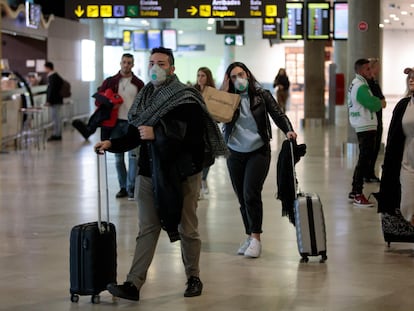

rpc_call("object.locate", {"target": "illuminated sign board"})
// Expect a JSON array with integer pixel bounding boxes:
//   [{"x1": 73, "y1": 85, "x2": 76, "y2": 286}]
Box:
[
  {"x1": 306, "y1": 2, "x2": 330, "y2": 40},
  {"x1": 262, "y1": 17, "x2": 278, "y2": 39},
  {"x1": 333, "y1": 2, "x2": 348, "y2": 40},
  {"x1": 178, "y1": 0, "x2": 286, "y2": 18},
  {"x1": 280, "y1": 2, "x2": 304, "y2": 40},
  {"x1": 26, "y1": 2, "x2": 42, "y2": 29},
  {"x1": 66, "y1": 0, "x2": 174, "y2": 19},
  {"x1": 66, "y1": 0, "x2": 288, "y2": 19}
]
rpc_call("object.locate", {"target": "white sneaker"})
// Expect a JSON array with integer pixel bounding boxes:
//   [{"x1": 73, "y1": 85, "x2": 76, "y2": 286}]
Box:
[
  {"x1": 237, "y1": 237, "x2": 252, "y2": 255},
  {"x1": 244, "y1": 238, "x2": 261, "y2": 258}
]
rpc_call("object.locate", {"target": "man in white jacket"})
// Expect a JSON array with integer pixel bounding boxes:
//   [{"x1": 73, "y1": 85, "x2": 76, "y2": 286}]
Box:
[{"x1": 348, "y1": 58, "x2": 382, "y2": 207}]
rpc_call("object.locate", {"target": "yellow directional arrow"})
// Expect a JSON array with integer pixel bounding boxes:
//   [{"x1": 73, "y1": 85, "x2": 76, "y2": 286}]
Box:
[
  {"x1": 74, "y1": 5, "x2": 84, "y2": 18},
  {"x1": 186, "y1": 6, "x2": 198, "y2": 16}
]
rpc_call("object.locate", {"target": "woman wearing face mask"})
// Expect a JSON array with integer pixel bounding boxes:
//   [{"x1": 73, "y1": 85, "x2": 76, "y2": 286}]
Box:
[{"x1": 221, "y1": 62, "x2": 297, "y2": 258}]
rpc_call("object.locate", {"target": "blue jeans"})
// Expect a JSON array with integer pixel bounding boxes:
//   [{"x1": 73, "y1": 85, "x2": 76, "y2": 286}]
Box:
[
  {"x1": 50, "y1": 105, "x2": 62, "y2": 136},
  {"x1": 108, "y1": 120, "x2": 138, "y2": 194}
]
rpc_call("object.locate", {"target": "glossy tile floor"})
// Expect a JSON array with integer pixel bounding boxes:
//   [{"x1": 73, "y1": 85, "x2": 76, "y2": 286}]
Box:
[{"x1": 1, "y1": 96, "x2": 414, "y2": 311}]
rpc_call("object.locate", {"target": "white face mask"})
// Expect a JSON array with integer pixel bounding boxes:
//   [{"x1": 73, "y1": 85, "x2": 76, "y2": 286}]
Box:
[
  {"x1": 234, "y1": 77, "x2": 248, "y2": 92},
  {"x1": 149, "y1": 64, "x2": 168, "y2": 86}
]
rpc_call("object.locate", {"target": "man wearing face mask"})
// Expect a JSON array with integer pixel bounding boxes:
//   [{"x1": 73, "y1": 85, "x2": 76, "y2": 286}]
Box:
[
  {"x1": 95, "y1": 47, "x2": 227, "y2": 301},
  {"x1": 221, "y1": 62, "x2": 297, "y2": 258}
]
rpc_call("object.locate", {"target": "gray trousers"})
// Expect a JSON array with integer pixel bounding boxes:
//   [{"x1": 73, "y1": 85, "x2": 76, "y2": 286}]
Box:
[{"x1": 127, "y1": 173, "x2": 202, "y2": 290}]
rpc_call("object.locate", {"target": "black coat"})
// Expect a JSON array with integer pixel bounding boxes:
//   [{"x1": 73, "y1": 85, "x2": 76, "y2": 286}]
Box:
[
  {"x1": 223, "y1": 88, "x2": 293, "y2": 144},
  {"x1": 276, "y1": 139, "x2": 306, "y2": 225},
  {"x1": 376, "y1": 97, "x2": 410, "y2": 214},
  {"x1": 46, "y1": 72, "x2": 63, "y2": 105},
  {"x1": 109, "y1": 103, "x2": 205, "y2": 241}
]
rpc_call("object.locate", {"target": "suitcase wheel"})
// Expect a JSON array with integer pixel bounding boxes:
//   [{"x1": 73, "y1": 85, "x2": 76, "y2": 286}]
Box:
[
  {"x1": 319, "y1": 255, "x2": 328, "y2": 263},
  {"x1": 91, "y1": 295, "x2": 100, "y2": 304},
  {"x1": 70, "y1": 294, "x2": 79, "y2": 303},
  {"x1": 300, "y1": 256, "x2": 309, "y2": 263}
]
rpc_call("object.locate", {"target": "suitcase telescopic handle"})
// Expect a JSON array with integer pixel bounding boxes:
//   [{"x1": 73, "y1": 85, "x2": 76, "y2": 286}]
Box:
[{"x1": 97, "y1": 152, "x2": 110, "y2": 233}]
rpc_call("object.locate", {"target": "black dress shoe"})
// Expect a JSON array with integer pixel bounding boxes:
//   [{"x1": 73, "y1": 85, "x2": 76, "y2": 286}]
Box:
[
  {"x1": 72, "y1": 120, "x2": 91, "y2": 140},
  {"x1": 184, "y1": 276, "x2": 203, "y2": 297},
  {"x1": 107, "y1": 282, "x2": 139, "y2": 301},
  {"x1": 116, "y1": 188, "x2": 128, "y2": 198},
  {"x1": 47, "y1": 135, "x2": 62, "y2": 141}
]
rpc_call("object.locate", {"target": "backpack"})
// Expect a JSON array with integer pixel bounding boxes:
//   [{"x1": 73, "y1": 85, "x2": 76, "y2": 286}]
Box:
[{"x1": 60, "y1": 79, "x2": 71, "y2": 98}]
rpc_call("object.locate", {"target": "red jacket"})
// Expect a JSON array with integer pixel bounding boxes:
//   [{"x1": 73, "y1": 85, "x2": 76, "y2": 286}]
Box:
[
  {"x1": 93, "y1": 88, "x2": 124, "y2": 127},
  {"x1": 97, "y1": 72, "x2": 144, "y2": 127}
]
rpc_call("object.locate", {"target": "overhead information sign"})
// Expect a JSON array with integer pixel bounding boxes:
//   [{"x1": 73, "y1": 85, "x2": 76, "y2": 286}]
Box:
[
  {"x1": 178, "y1": 0, "x2": 286, "y2": 18},
  {"x1": 66, "y1": 0, "x2": 175, "y2": 19},
  {"x1": 262, "y1": 17, "x2": 278, "y2": 39}
]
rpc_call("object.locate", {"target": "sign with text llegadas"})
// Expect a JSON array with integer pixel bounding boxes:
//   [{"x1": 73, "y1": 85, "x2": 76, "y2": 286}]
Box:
[
  {"x1": 178, "y1": 0, "x2": 286, "y2": 18},
  {"x1": 66, "y1": 0, "x2": 175, "y2": 19}
]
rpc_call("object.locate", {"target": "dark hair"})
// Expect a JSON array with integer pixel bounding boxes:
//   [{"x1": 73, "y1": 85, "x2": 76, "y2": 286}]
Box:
[
  {"x1": 44, "y1": 61, "x2": 54, "y2": 70},
  {"x1": 151, "y1": 47, "x2": 174, "y2": 65},
  {"x1": 195, "y1": 67, "x2": 215, "y2": 91},
  {"x1": 354, "y1": 58, "x2": 369, "y2": 72},
  {"x1": 224, "y1": 61, "x2": 260, "y2": 95},
  {"x1": 122, "y1": 53, "x2": 134, "y2": 60}
]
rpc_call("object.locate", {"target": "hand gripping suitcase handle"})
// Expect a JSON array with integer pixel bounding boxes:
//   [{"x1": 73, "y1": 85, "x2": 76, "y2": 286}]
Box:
[{"x1": 97, "y1": 152, "x2": 110, "y2": 233}]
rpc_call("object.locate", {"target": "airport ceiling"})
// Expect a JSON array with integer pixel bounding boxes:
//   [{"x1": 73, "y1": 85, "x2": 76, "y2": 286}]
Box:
[{"x1": 32, "y1": 0, "x2": 414, "y2": 31}]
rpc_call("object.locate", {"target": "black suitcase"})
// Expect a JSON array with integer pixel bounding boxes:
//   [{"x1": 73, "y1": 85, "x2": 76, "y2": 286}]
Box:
[
  {"x1": 289, "y1": 140, "x2": 328, "y2": 263},
  {"x1": 69, "y1": 153, "x2": 117, "y2": 304}
]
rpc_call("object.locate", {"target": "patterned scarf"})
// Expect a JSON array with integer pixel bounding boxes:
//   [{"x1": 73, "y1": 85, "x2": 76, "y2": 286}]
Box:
[{"x1": 128, "y1": 74, "x2": 228, "y2": 158}]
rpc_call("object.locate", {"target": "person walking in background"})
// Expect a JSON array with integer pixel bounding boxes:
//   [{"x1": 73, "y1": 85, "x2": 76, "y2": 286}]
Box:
[
  {"x1": 75, "y1": 53, "x2": 144, "y2": 199},
  {"x1": 99, "y1": 53, "x2": 144, "y2": 200},
  {"x1": 44, "y1": 61, "x2": 64, "y2": 141},
  {"x1": 348, "y1": 58, "x2": 382, "y2": 207},
  {"x1": 377, "y1": 67, "x2": 414, "y2": 223},
  {"x1": 272, "y1": 68, "x2": 290, "y2": 113},
  {"x1": 194, "y1": 67, "x2": 216, "y2": 198},
  {"x1": 95, "y1": 47, "x2": 227, "y2": 301},
  {"x1": 221, "y1": 62, "x2": 297, "y2": 258},
  {"x1": 366, "y1": 57, "x2": 387, "y2": 183}
]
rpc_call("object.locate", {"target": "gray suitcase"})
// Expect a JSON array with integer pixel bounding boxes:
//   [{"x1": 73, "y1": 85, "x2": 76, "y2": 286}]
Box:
[
  {"x1": 289, "y1": 140, "x2": 327, "y2": 263},
  {"x1": 294, "y1": 193, "x2": 327, "y2": 263}
]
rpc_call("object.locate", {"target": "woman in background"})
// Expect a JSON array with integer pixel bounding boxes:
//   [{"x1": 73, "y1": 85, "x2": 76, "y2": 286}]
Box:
[
  {"x1": 377, "y1": 67, "x2": 414, "y2": 224},
  {"x1": 194, "y1": 67, "x2": 216, "y2": 198},
  {"x1": 273, "y1": 68, "x2": 290, "y2": 113}
]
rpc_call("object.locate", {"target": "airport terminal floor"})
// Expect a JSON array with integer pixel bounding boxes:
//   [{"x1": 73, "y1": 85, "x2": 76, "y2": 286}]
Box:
[{"x1": 2, "y1": 94, "x2": 414, "y2": 311}]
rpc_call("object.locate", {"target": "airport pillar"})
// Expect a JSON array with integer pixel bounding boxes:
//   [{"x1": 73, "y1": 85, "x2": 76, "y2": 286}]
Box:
[
  {"x1": 82, "y1": 19, "x2": 104, "y2": 108},
  {"x1": 303, "y1": 39, "x2": 326, "y2": 125},
  {"x1": 333, "y1": 40, "x2": 348, "y2": 125}
]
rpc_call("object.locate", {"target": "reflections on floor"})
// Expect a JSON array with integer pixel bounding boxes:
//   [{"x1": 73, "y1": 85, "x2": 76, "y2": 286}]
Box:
[{"x1": 1, "y1": 96, "x2": 413, "y2": 311}]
